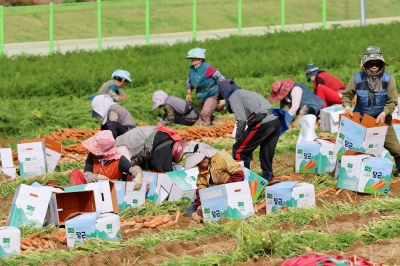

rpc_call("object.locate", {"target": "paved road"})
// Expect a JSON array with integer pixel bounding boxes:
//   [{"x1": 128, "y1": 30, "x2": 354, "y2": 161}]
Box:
[{"x1": 4, "y1": 16, "x2": 400, "y2": 56}]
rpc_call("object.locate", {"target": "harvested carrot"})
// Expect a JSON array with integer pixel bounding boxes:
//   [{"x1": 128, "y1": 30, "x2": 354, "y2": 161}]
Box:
[
  {"x1": 144, "y1": 218, "x2": 164, "y2": 228},
  {"x1": 124, "y1": 228, "x2": 139, "y2": 234},
  {"x1": 257, "y1": 203, "x2": 266, "y2": 210},
  {"x1": 48, "y1": 241, "x2": 55, "y2": 250},
  {"x1": 20, "y1": 243, "x2": 31, "y2": 250},
  {"x1": 27, "y1": 232, "x2": 40, "y2": 240},
  {"x1": 329, "y1": 188, "x2": 336, "y2": 193},
  {"x1": 21, "y1": 240, "x2": 32, "y2": 247},
  {"x1": 391, "y1": 179, "x2": 400, "y2": 184},
  {"x1": 133, "y1": 223, "x2": 144, "y2": 229},
  {"x1": 345, "y1": 191, "x2": 354, "y2": 203},
  {"x1": 39, "y1": 235, "x2": 49, "y2": 240},
  {"x1": 316, "y1": 189, "x2": 330, "y2": 197},
  {"x1": 162, "y1": 216, "x2": 172, "y2": 224},
  {"x1": 289, "y1": 174, "x2": 302, "y2": 180},
  {"x1": 335, "y1": 188, "x2": 343, "y2": 196},
  {"x1": 121, "y1": 220, "x2": 136, "y2": 226},
  {"x1": 40, "y1": 239, "x2": 47, "y2": 246}
]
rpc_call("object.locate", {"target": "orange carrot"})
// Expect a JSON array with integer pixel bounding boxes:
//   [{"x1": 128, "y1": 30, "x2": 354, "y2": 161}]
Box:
[
  {"x1": 304, "y1": 160, "x2": 314, "y2": 170},
  {"x1": 252, "y1": 180, "x2": 258, "y2": 198},
  {"x1": 372, "y1": 180, "x2": 384, "y2": 190},
  {"x1": 27, "y1": 232, "x2": 40, "y2": 240},
  {"x1": 144, "y1": 218, "x2": 164, "y2": 228},
  {"x1": 391, "y1": 179, "x2": 400, "y2": 184},
  {"x1": 335, "y1": 188, "x2": 343, "y2": 196},
  {"x1": 374, "y1": 182, "x2": 387, "y2": 190},
  {"x1": 316, "y1": 189, "x2": 330, "y2": 197},
  {"x1": 345, "y1": 191, "x2": 354, "y2": 203}
]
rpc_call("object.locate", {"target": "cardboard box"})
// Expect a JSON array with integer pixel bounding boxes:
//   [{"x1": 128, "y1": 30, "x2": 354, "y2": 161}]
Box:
[
  {"x1": 380, "y1": 148, "x2": 394, "y2": 163},
  {"x1": 166, "y1": 168, "x2": 199, "y2": 203},
  {"x1": 320, "y1": 105, "x2": 345, "y2": 133},
  {"x1": 64, "y1": 181, "x2": 118, "y2": 213},
  {"x1": 121, "y1": 182, "x2": 148, "y2": 210},
  {"x1": 296, "y1": 139, "x2": 336, "y2": 174},
  {"x1": 265, "y1": 182, "x2": 316, "y2": 213},
  {"x1": 50, "y1": 190, "x2": 96, "y2": 225},
  {"x1": 39, "y1": 135, "x2": 62, "y2": 173},
  {"x1": 334, "y1": 113, "x2": 388, "y2": 160},
  {"x1": 0, "y1": 168, "x2": 16, "y2": 178},
  {"x1": 65, "y1": 212, "x2": 121, "y2": 248},
  {"x1": 7, "y1": 184, "x2": 52, "y2": 228},
  {"x1": 142, "y1": 171, "x2": 159, "y2": 202},
  {"x1": 392, "y1": 120, "x2": 400, "y2": 142},
  {"x1": 0, "y1": 226, "x2": 20, "y2": 258},
  {"x1": 243, "y1": 167, "x2": 268, "y2": 202},
  {"x1": 199, "y1": 181, "x2": 254, "y2": 222},
  {"x1": 0, "y1": 148, "x2": 14, "y2": 168},
  {"x1": 337, "y1": 151, "x2": 393, "y2": 195},
  {"x1": 17, "y1": 139, "x2": 47, "y2": 178}
]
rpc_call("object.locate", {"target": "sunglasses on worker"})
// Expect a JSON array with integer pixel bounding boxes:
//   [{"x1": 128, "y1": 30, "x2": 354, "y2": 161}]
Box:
[{"x1": 366, "y1": 61, "x2": 382, "y2": 68}]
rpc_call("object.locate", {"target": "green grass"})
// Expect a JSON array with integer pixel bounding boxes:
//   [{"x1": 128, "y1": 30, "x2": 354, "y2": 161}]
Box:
[{"x1": 3, "y1": 0, "x2": 400, "y2": 43}]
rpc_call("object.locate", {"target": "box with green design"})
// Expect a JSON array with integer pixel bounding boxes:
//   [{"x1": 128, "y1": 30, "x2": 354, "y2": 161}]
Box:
[
  {"x1": 334, "y1": 113, "x2": 387, "y2": 160},
  {"x1": 265, "y1": 182, "x2": 316, "y2": 214},
  {"x1": 165, "y1": 168, "x2": 199, "y2": 203},
  {"x1": 142, "y1": 171, "x2": 159, "y2": 202},
  {"x1": 7, "y1": 184, "x2": 52, "y2": 228},
  {"x1": 65, "y1": 212, "x2": 121, "y2": 248},
  {"x1": 320, "y1": 105, "x2": 345, "y2": 133},
  {"x1": 337, "y1": 150, "x2": 393, "y2": 195},
  {"x1": 199, "y1": 181, "x2": 254, "y2": 222},
  {"x1": 295, "y1": 139, "x2": 336, "y2": 174},
  {"x1": 17, "y1": 139, "x2": 47, "y2": 178},
  {"x1": 243, "y1": 167, "x2": 268, "y2": 201},
  {"x1": 0, "y1": 226, "x2": 20, "y2": 258},
  {"x1": 380, "y1": 148, "x2": 394, "y2": 163}
]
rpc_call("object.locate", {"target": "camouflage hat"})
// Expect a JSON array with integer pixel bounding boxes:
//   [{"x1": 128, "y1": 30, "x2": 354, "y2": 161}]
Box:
[{"x1": 360, "y1": 46, "x2": 385, "y2": 67}]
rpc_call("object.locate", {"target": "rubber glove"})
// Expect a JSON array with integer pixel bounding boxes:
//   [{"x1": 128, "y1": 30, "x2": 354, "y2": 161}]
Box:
[
  {"x1": 191, "y1": 206, "x2": 203, "y2": 223},
  {"x1": 134, "y1": 172, "x2": 143, "y2": 190},
  {"x1": 185, "y1": 202, "x2": 196, "y2": 216},
  {"x1": 119, "y1": 95, "x2": 126, "y2": 101},
  {"x1": 345, "y1": 106, "x2": 353, "y2": 117},
  {"x1": 97, "y1": 174, "x2": 109, "y2": 180},
  {"x1": 186, "y1": 95, "x2": 192, "y2": 103},
  {"x1": 376, "y1": 112, "x2": 385, "y2": 124},
  {"x1": 284, "y1": 112, "x2": 295, "y2": 126}
]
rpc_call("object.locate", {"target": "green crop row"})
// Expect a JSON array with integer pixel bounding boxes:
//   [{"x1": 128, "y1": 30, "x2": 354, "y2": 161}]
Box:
[{"x1": 1, "y1": 22, "x2": 400, "y2": 99}]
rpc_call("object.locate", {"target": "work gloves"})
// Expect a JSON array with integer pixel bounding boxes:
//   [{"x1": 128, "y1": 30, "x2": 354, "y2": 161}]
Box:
[
  {"x1": 191, "y1": 206, "x2": 203, "y2": 223},
  {"x1": 376, "y1": 112, "x2": 385, "y2": 124},
  {"x1": 345, "y1": 106, "x2": 353, "y2": 117},
  {"x1": 134, "y1": 172, "x2": 143, "y2": 190},
  {"x1": 96, "y1": 174, "x2": 109, "y2": 180},
  {"x1": 285, "y1": 112, "x2": 295, "y2": 126},
  {"x1": 186, "y1": 95, "x2": 192, "y2": 103}
]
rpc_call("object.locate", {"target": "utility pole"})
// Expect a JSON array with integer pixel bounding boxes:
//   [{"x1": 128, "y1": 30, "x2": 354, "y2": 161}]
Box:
[{"x1": 360, "y1": 0, "x2": 366, "y2": 26}]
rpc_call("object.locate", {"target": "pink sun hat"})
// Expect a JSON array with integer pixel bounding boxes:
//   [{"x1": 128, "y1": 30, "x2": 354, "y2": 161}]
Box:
[
  {"x1": 269, "y1": 78, "x2": 295, "y2": 103},
  {"x1": 82, "y1": 130, "x2": 121, "y2": 161}
]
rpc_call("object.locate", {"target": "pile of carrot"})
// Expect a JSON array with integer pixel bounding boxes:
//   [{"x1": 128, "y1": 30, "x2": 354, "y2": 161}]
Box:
[
  {"x1": 372, "y1": 180, "x2": 387, "y2": 190},
  {"x1": 20, "y1": 232, "x2": 60, "y2": 254},
  {"x1": 174, "y1": 125, "x2": 235, "y2": 141},
  {"x1": 121, "y1": 212, "x2": 182, "y2": 234}
]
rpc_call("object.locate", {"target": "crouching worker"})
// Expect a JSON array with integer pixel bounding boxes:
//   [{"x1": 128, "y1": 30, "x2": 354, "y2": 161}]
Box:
[
  {"x1": 270, "y1": 78, "x2": 324, "y2": 129},
  {"x1": 115, "y1": 126, "x2": 186, "y2": 173},
  {"x1": 69, "y1": 130, "x2": 143, "y2": 190},
  {"x1": 183, "y1": 141, "x2": 244, "y2": 222},
  {"x1": 91, "y1": 94, "x2": 136, "y2": 139},
  {"x1": 152, "y1": 90, "x2": 199, "y2": 126}
]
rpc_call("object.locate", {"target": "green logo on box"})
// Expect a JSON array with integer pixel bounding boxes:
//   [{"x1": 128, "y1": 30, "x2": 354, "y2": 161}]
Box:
[
  {"x1": 347, "y1": 163, "x2": 353, "y2": 168},
  {"x1": 339, "y1": 133, "x2": 345, "y2": 139},
  {"x1": 267, "y1": 193, "x2": 272, "y2": 199},
  {"x1": 364, "y1": 166, "x2": 372, "y2": 172},
  {"x1": 106, "y1": 224, "x2": 112, "y2": 229},
  {"x1": 204, "y1": 208, "x2": 210, "y2": 214},
  {"x1": 238, "y1": 202, "x2": 244, "y2": 207},
  {"x1": 27, "y1": 205, "x2": 35, "y2": 211},
  {"x1": 68, "y1": 228, "x2": 74, "y2": 233},
  {"x1": 26, "y1": 158, "x2": 31, "y2": 161},
  {"x1": 299, "y1": 194, "x2": 304, "y2": 198},
  {"x1": 3, "y1": 238, "x2": 10, "y2": 243},
  {"x1": 132, "y1": 199, "x2": 138, "y2": 204},
  {"x1": 189, "y1": 175, "x2": 196, "y2": 181},
  {"x1": 297, "y1": 149, "x2": 303, "y2": 154},
  {"x1": 368, "y1": 144, "x2": 373, "y2": 148},
  {"x1": 329, "y1": 151, "x2": 333, "y2": 155}
]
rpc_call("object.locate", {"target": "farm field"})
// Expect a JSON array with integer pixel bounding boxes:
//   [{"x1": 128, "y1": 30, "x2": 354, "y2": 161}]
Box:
[{"x1": 1, "y1": 22, "x2": 400, "y2": 265}]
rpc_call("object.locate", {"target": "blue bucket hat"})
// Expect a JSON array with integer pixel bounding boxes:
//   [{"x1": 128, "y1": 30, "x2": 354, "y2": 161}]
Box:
[
  {"x1": 185, "y1": 48, "x2": 206, "y2": 59},
  {"x1": 305, "y1": 63, "x2": 320, "y2": 81},
  {"x1": 111, "y1": 69, "x2": 132, "y2": 83}
]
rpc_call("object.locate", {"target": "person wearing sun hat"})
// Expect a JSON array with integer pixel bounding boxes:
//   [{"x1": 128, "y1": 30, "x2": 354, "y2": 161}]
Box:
[
  {"x1": 91, "y1": 69, "x2": 132, "y2": 102},
  {"x1": 342, "y1": 46, "x2": 400, "y2": 172},
  {"x1": 69, "y1": 130, "x2": 143, "y2": 189},
  {"x1": 185, "y1": 47, "x2": 225, "y2": 126},
  {"x1": 91, "y1": 94, "x2": 136, "y2": 138},
  {"x1": 270, "y1": 78, "x2": 324, "y2": 129},
  {"x1": 183, "y1": 141, "x2": 245, "y2": 221},
  {"x1": 152, "y1": 90, "x2": 199, "y2": 126},
  {"x1": 305, "y1": 63, "x2": 346, "y2": 108}
]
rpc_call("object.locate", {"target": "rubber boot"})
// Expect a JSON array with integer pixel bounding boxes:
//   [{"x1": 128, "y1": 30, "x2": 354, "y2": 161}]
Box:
[
  {"x1": 395, "y1": 156, "x2": 400, "y2": 175},
  {"x1": 262, "y1": 171, "x2": 273, "y2": 183},
  {"x1": 243, "y1": 160, "x2": 251, "y2": 169},
  {"x1": 185, "y1": 202, "x2": 197, "y2": 216}
]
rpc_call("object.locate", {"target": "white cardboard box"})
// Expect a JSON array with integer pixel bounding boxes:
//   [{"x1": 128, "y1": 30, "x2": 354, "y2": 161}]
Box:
[
  {"x1": 65, "y1": 212, "x2": 121, "y2": 248},
  {"x1": 334, "y1": 113, "x2": 388, "y2": 160},
  {"x1": 0, "y1": 148, "x2": 14, "y2": 168},
  {"x1": 265, "y1": 182, "x2": 316, "y2": 213},
  {"x1": 64, "y1": 181, "x2": 118, "y2": 213},
  {"x1": 337, "y1": 151, "x2": 393, "y2": 195},
  {"x1": 0, "y1": 168, "x2": 16, "y2": 178},
  {"x1": 142, "y1": 171, "x2": 159, "y2": 202},
  {"x1": 7, "y1": 184, "x2": 52, "y2": 228},
  {"x1": 295, "y1": 139, "x2": 336, "y2": 174},
  {"x1": 17, "y1": 139, "x2": 47, "y2": 178},
  {"x1": 166, "y1": 167, "x2": 199, "y2": 203},
  {"x1": 0, "y1": 226, "x2": 20, "y2": 258},
  {"x1": 123, "y1": 181, "x2": 148, "y2": 209},
  {"x1": 39, "y1": 136, "x2": 62, "y2": 173},
  {"x1": 199, "y1": 181, "x2": 254, "y2": 222},
  {"x1": 320, "y1": 105, "x2": 345, "y2": 133}
]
